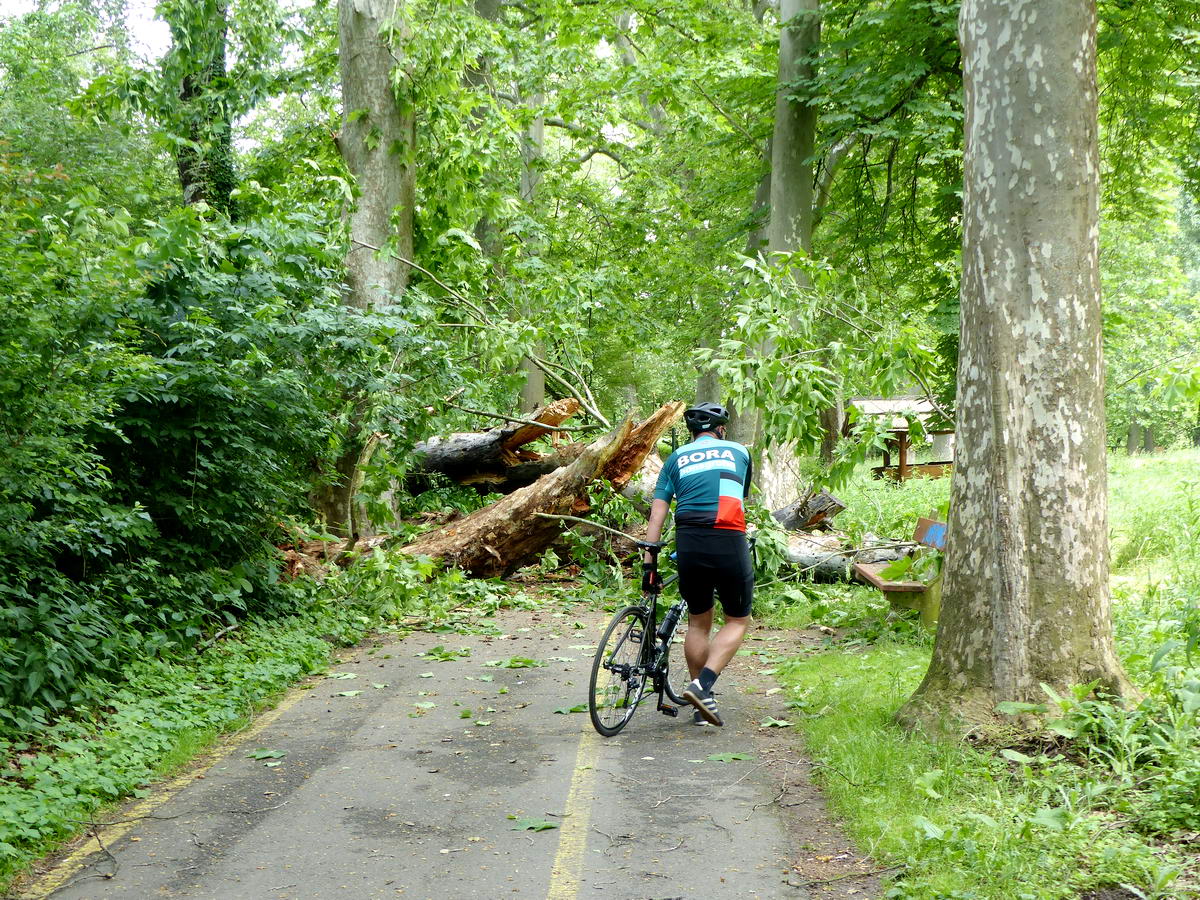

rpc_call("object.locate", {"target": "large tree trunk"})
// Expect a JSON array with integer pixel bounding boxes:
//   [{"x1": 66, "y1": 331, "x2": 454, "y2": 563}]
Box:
[
  {"x1": 338, "y1": 0, "x2": 416, "y2": 309},
  {"x1": 767, "y1": 0, "x2": 817, "y2": 255},
  {"x1": 316, "y1": 0, "x2": 419, "y2": 536},
  {"x1": 757, "y1": 0, "x2": 820, "y2": 510},
  {"x1": 899, "y1": 0, "x2": 1133, "y2": 731},
  {"x1": 410, "y1": 398, "x2": 582, "y2": 489},
  {"x1": 402, "y1": 402, "x2": 682, "y2": 575},
  {"x1": 401, "y1": 419, "x2": 633, "y2": 575}
]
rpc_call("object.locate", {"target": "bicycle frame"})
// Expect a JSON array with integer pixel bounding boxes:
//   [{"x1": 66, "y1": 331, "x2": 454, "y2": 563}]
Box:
[{"x1": 629, "y1": 546, "x2": 687, "y2": 716}]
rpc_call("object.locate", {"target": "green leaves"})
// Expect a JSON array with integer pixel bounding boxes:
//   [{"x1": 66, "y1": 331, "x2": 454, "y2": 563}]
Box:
[
  {"x1": 246, "y1": 749, "x2": 287, "y2": 760},
  {"x1": 484, "y1": 657, "x2": 546, "y2": 669},
  {"x1": 706, "y1": 752, "x2": 754, "y2": 763},
  {"x1": 554, "y1": 704, "x2": 588, "y2": 715},
  {"x1": 420, "y1": 645, "x2": 470, "y2": 662},
  {"x1": 509, "y1": 816, "x2": 558, "y2": 832}
]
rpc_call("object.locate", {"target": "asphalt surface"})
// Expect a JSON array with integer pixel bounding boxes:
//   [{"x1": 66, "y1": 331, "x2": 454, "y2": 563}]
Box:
[{"x1": 27, "y1": 598, "x2": 879, "y2": 900}]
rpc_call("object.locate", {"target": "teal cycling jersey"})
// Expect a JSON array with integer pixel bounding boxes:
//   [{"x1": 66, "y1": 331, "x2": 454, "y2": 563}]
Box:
[{"x1": 653, "y1": 434, "x2": 753, "y2": 532}]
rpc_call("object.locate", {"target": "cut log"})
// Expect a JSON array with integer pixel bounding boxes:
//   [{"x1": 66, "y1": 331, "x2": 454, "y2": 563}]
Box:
[
  {"x1": 772, "y1": 490, "x2": 846, "y2": 531},
  {"x1": 401, "y1": 417, "x2": 634, "y2": 576},
  {"x1": 411, "y1": 398, "x2": 582, "y2": 489},
  {"x1": 785, "y1": 532, "x2": 853, "y2": 581},
  {"x1": 783, "y1": 531, "x2": 914, "y2": 582}
]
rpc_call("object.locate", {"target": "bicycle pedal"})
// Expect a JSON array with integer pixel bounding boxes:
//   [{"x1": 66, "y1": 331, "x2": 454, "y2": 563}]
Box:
[{"x1": 660, "y1": 704, "x2": 678, "y2": 717}]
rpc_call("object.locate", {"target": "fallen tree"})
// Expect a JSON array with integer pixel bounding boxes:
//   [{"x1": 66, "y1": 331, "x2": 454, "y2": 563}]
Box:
[
  {"x1": 401, "y1": 401, "x2": 684, "y2": 575},
  {"x1": 410, "y1": 398, "x2": 589, "y2": 492}
]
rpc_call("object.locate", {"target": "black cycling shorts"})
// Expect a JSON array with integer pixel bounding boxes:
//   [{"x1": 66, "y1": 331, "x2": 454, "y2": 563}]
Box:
[{"x1": 675, "y1": 526, "x2": 754, "y2": 619}]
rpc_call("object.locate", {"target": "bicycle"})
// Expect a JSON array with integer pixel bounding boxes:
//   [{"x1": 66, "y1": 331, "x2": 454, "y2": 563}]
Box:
[{"x1": 588, "y1": 540, "x2": 689, "y2": 736}]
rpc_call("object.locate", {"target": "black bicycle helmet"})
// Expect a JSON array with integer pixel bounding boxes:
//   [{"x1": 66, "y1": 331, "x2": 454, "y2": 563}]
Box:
[{"x1": 683, "y1": 401, "x2": 730, "y2": 433}]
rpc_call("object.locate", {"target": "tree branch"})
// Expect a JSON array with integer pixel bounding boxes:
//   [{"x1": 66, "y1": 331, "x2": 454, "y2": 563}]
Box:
[
  {"x1": 689, "y1": 79, "x2": 762, "y2": 154},
  {"x1": 442, "y1": 399, "x2": 601, "y2": 433}
]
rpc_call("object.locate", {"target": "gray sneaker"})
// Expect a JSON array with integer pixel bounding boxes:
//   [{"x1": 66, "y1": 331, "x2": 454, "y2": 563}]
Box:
[
  {"x1": 692, "y1": 709, "x2": 712, "y2": 726},
  {"x1": 682, "y1": 679, "x2": 723, "y2": 726}
]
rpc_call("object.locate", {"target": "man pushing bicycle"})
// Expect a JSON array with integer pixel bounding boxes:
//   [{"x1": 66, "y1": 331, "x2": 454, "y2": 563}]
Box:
[{"x1": 643, "y1": 402, "x2": 754, "y2": 726}]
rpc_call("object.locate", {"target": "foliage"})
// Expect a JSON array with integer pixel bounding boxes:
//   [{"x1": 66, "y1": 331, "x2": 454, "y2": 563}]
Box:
[{"x1": 702, "y1": 253, "x2": 942, "y2": 485}]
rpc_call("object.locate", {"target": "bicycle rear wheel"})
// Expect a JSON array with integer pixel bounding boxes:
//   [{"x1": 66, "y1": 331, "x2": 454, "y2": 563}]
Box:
[{"x1": 589, "y1": 605, "x2": 650, "y2": 736}]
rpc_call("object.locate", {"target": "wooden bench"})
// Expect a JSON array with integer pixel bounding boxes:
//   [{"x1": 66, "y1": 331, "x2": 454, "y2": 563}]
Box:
[{"x1": 852, "y1": 517, "x2": 946, "y2": 627}]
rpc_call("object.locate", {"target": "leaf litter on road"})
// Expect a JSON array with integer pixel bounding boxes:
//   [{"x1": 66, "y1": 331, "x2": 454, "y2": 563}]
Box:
[
  {"x1": 508, "y1": 816, "x2": 558, "y2": 832},
  {"x1": 484, "y1": 656, "x2": 546, "y2": 669}
]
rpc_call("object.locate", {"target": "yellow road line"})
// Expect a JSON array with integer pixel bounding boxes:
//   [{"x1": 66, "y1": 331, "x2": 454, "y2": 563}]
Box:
[
  {"x1": 546, "y1": 724, "x2": 602, "y2": 900},
  {"x1": 23, "y1": 688, "x2": 310, "y2": 899}
]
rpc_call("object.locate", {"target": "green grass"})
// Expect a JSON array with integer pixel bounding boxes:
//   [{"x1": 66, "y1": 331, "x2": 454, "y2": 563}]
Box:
[
  {"x1": 768, "y1": 450, "x2": 1200, "y2": 899},
  {"x1": 777, "y1": 648, "x2": 1187, "y2": 899},
  {"x1": 1108, "y1": 448, "x2": 1200, "y2": 576}
]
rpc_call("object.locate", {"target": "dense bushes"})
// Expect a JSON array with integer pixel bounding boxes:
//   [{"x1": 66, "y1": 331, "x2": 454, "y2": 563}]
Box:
[{"x1": 0, "y1": 156, "x2": 408, "y2": 730}]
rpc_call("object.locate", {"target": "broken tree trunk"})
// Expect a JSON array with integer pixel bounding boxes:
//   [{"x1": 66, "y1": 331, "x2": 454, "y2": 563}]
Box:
[
  {"x1": 400, "y1": 401, "x2": 684, "y2": 576},
  {"x1": 601, "y1": 401, "x2": 685, "y2": 490},
  {"x1": 773, "y1": 490, "x2": 846, "y2": 531},
  {"x1": 411, "y1": 398, "x2": 583, "y2": 492},
  {"x1": 401, "y1": 417, "x2": 634, "y2": 576}
]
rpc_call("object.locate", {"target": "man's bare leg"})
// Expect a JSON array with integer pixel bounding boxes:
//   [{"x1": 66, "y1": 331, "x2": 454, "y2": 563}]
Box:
[
  {"x1": 703, "y1": 615, "x2": 750, "y2": 674},
  {"x1": 684, "y1": 609, "x2": 713, "y2": 680}
]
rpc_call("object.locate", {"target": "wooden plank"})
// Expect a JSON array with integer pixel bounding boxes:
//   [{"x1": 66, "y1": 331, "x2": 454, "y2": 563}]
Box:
[{"x1": 851, "y1": 561, "x2": 926, "y2": 593}]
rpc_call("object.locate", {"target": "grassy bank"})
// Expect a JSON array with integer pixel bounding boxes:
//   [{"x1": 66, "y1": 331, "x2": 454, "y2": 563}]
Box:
[{"x1": 769, "y1": 449, "x2": 1200, "y2": 898}]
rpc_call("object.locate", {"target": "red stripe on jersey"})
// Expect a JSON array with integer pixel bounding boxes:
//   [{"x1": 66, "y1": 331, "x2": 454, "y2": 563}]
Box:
[{"x1": 714, "y1": 495, "x2": 745, "y2": 531}]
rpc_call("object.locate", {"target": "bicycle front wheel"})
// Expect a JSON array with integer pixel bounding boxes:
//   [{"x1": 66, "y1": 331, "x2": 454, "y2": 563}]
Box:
[{"x1": 589, "y1": 605, "x2": 650, "y2": 736}]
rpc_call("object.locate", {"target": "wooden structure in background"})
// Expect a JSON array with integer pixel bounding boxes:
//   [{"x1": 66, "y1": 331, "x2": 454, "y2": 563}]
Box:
[{"x1": 850, "y1": 397, "x2": 954, "y2": 482}]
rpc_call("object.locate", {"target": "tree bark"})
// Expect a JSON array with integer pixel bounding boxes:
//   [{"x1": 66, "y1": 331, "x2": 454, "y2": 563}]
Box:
[
  {"x1": 400, "y1": 402, "x2": 682, "y2": 575},
  {"x1": 411, "y1": 398, "x2": 582, "y2": 488},
  {"x1": 338, "y1": 0, "x2": 416, "y2": 309},
  {"x1": 757, "y1": 0, "x2": 820, "y2": 510},
  {"x1": 767, "y1": 0, "x2": 818, "y2": 256},
  {"x1": 773, "y1": 489, "x2": 845, "y2": 530},
  {"x1": 899, "y1": 0, "x2": 1133, "y2": 732},
  {"x1": 517, "y1": 94, "x2": 547, "y2": 413},
  {"x1": 1126, "y1": 418, "x2": 1142, "y2": 455},
  {"x1": 314, "y1": 0, "x2": 420, "y2": 537}
]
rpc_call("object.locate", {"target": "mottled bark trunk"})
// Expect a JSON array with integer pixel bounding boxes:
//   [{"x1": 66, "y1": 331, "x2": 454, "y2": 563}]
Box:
[
  {"x1": 766, "y1": 0, "x2": 817, "y2": 255},
  {"x1": 1142, "y1": 425, "x2": 1156, "y2": 453},
  {"x1": 338, "y1": 0, "x2": 416, "y2": 309},
  {"x1": 316, "y1": 0, "x2": 418, "y2": 536},
  {"x1": 899, "y1": 0, "x2": 1133, "y2": 731}
]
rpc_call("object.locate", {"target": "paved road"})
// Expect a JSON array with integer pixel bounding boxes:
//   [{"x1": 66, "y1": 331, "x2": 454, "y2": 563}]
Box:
[{"x1": 28, "y1": 600, "x2": 877, "y2": 900}]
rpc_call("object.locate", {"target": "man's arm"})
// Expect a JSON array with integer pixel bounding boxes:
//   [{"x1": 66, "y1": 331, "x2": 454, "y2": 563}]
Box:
[{"x1": 644, "y1": 498, "x2": 670, "y2": 563}]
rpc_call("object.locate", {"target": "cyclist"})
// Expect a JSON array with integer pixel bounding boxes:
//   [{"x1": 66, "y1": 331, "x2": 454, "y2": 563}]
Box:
[{"x1": 643, "y1": 401, "x2": 753, "y2": 726}]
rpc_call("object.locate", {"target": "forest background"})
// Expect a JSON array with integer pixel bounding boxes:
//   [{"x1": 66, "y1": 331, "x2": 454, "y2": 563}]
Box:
[{"x1": 3, "y1": 0, "x2": 1200, "y2": 895}]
